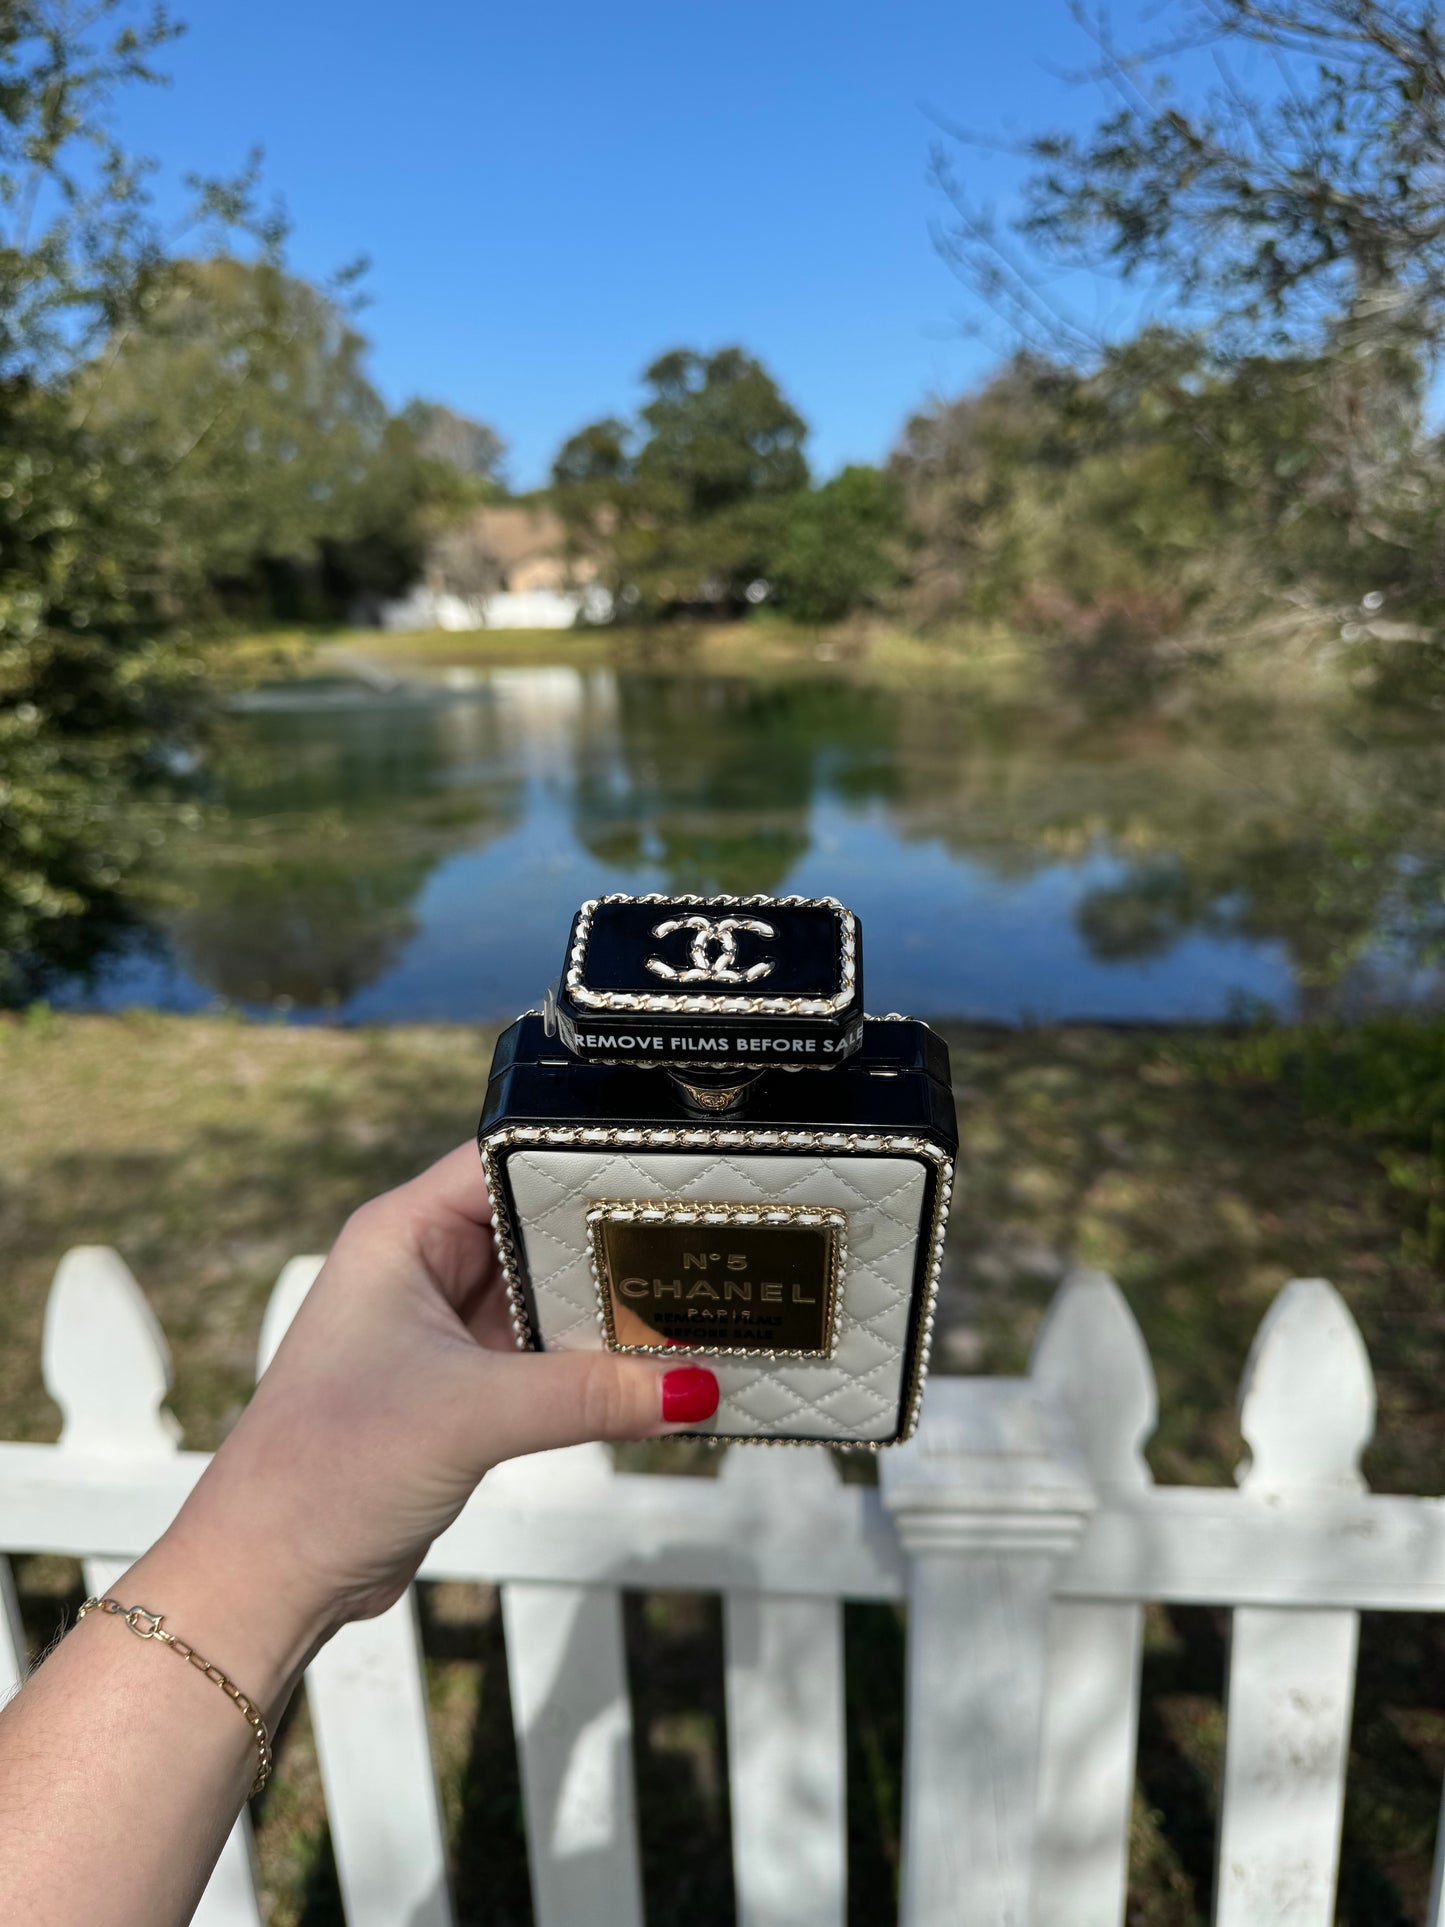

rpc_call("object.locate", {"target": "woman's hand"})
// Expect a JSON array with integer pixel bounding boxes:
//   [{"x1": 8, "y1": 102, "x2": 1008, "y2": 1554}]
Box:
[
  {"x1": 132, "y1": 1142, "x2": 719, "y2": 1700},
  {"x1": 0, "y1": 1144, "x2": 719, "y2": 1927}
]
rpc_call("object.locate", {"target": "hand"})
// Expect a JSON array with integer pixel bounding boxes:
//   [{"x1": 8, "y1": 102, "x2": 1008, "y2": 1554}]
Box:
[
  {"x1": 134, "y1": 1142, "x2": 719, "y2": 1699},
  {"x1": 3, "y1": 1142, "x2": 721, "y2": 1927}
]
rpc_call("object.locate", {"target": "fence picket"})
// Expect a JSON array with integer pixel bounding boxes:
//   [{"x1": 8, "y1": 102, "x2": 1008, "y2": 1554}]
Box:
[
  {"x1": 1428, "y1": 1773, "x2": 1445, "y2": 1927},
  {"x1": 41, "y1": 1250, "x2": 262, "y2": 1925},
  {"x1": 43, "y1": 1245, "x2": 179, "y2": 1455},
  {"x1": 0, "y1": 1555, "x2": 25, "y2": 1704},
  {"x1": 496, "y1": 1444, "x2": 644, "y2": 1927},
  {"x1": 2, "y1": 1246, "x2": 1441, "y2": 1927},
  {"x1": 1215, "y1": 1279, "x2": 1373, "y2": 1927},
  {"x1": 258, "y1": 1257, "x2": 455, "y2": 1927},
  {"x1": 881, "y1": 1379, "x2": 1097, "y2": 1927},
  {"x1": 720, "y1": 1445, "x2": 847, "y2": 1927},
  {"x1": 1031, "y1": 1269, "x2": 1157, "y2": 1927}
]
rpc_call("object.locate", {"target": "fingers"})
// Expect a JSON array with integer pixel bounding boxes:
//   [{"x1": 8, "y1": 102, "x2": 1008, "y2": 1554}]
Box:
[
  {"x1": 346, "y1": 1142, "x2": 494, "y2": 1311},
  {"x1": 461, "y1": 1350, "x2": 720, "y2": 1464},
  {"x1": 394, "y1": 1141, "x2": 493, "y2": 1229}
]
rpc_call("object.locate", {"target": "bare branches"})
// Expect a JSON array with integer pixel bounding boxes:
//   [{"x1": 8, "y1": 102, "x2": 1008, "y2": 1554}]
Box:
[
  {"x1": 935, "y1": 0, "x2": 1445, "y2": 364},
  {"x1": 929, "y1": 145, "x2": 1111, "y2": 365},
  {"x1": 0, "y1": 1, "x2": 282, "y2": 383}
]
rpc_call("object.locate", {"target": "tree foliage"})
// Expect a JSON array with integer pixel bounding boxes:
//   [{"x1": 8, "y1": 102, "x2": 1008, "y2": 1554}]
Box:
[
  {"x1": 552, "y1": 346, "x2": 810, "y2": 615},
  {"x1": 0, "y1": 1, "x2": 280, "y2": 382},
  {"x1": 1, "y1": 2, "x2": 257, "y2": 991},
  {"x1": 939, "y1": 0, "x2": 1445, "y2": 362},
  {"x1": 922, "y1": 0, "x2": 1445, "y2": 679},
  {"x1": 401, "y1": 400, "x2": 507, "y2": 483},
  {"x1": 1, "y1": 375, "x2": 206, "y2": 988},
  {"x1": 81, "y1": 257, "x2": 475, "y2": 615},
  {"x1": 0, "y1": 2, "x2": 472, "y2": 991},
  {"x1": 769, "y1": 465, "x2": 905, "y2": 625},
  {"x1": 892, "y1": 326, "x2": 1445, "y2": 705}
]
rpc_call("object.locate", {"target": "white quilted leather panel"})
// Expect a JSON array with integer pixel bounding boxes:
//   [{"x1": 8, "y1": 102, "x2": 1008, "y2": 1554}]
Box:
[{"x1": 504, "y1": 1149, "x2": 928, "y2": 1441}]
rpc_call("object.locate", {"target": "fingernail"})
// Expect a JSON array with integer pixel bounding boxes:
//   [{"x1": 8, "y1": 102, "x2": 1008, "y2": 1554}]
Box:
[{"x1": 661, "y1": 1365, "x2": 720, "y2": 1424}]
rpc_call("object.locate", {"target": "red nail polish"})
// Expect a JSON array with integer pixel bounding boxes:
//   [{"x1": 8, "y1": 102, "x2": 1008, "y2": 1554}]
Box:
[{"x1": 662, "y1": 1365, "x2": 720, "y2": 1424}]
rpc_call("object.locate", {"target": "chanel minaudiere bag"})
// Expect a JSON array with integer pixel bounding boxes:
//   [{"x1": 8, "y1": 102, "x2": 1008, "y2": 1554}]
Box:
[{"x1": 477, "y1": 894, "x2": 956, "y2": 1446}]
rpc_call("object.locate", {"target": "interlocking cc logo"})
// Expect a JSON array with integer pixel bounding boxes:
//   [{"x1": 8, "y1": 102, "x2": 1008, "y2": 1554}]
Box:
[{"x1": 645, "y1": 913, "x2": 777, "y2": 984}]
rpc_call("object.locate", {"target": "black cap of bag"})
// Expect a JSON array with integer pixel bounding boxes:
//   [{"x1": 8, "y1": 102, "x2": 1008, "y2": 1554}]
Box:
[{"x1": 551, "y1": 893, "x2": 865, "y2": 1071}]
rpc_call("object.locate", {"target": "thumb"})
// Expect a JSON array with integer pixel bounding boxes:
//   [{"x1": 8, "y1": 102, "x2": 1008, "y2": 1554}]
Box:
[{"x1": 468, "y1": 1349, "x2": 720, "y2": 1463}]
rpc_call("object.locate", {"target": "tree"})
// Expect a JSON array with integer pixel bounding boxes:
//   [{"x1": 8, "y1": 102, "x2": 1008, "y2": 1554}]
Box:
[
  {"x1": 938, "y1": 0, "x2": 1445, "y2": 363},
  {"x1": 82, "y1": 258, "x2": 440, "y2": 610},
  {"x1": 636, "y1": 348, "x2": 808, "y2": 513},
  {"x1": 0, "y1": 2, "x2": 285, "y2": 384},
  {"x1": 401, "y1": 400, "x2": 507, "y2": 484},
  {"x1": 1, "y1": 380, "x2": 209, "y2": 990},
  {"x1": 890, "y1": 335, "x2": 1373, "y2": 701},
  {"x1": 552, "y1": 347, "x2": 810, "y2": 615},
  {"x1": 929, "y1": 0, "x2": 1445, "y2": 630},
  {"x1": 770, "y1": 465, "x2": 905, "y2": 625},
  {"x1": 0, "y1": 1, "x2": 285, "y2": 995}
]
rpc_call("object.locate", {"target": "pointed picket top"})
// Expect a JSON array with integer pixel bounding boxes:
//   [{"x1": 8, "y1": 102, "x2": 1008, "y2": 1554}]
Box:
[
  {"x1": 1238, "y1": 1277, "x2": 1375, "y2": 1494},
  {"x1": 257, "y1": 1256, "x2": 326, "y2": 1377},
  {"x1": 719, "y1": 1441, "x2": 841, "y2": 1491},
  {"x1": 43, "y1": 1246, "x2": 180, "y2": 1455},
  {"x1": 1030, "y1": 1267, "x2": 1157, "y2": 1490}
]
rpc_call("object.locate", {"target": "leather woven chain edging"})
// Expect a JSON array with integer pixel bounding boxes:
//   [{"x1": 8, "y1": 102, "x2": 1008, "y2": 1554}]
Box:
[
  {"x1": 75, "y1": 1597, "x2": 272, "y2": 1795},
  {"x1": 479, "y1": 1124, "x2": 953, "y2": 1448},
  {"x1": 564, "y1": 893, "x2": 858, "y2": 1017}
]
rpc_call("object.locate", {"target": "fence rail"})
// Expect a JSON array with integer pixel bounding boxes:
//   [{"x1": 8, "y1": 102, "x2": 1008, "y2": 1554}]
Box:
[{"x1": 1, "y1": 1245, "x2": 1442, "y2": 1927}]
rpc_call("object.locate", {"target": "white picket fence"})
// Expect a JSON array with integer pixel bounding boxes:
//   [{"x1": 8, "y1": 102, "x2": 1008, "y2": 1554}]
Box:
[{"x1": 2, "y1": 1248, "x2": 1444, "y2": 1927}]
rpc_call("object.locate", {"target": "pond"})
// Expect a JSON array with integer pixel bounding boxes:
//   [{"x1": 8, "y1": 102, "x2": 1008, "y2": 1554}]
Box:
[{"x1": 54, "y1": 661, "x2": 1445, "y2": 1025}]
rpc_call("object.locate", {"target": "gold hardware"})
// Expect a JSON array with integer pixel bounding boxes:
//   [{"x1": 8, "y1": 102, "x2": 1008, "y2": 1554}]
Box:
[
  {"x1": 671, "y1": 1077, "x2": 757, "y2": 1113},
  {"x1": 77, "y1": 1596, "x2": 272, "y2": 1796},
  {"x1": 589, "y1": 1200, "x2": 844, "y2": 1358}
]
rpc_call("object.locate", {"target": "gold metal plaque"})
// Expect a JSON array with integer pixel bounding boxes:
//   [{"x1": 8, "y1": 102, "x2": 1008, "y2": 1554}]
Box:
[{"x1": 587, "y1": 1200, "x2": 845, "y2": 1358}]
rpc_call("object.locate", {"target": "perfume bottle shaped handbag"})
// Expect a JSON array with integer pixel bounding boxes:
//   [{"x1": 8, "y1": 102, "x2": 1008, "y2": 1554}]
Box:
[{"x1": 477, "y1": 894, "x2": 956, "y2": 1446}]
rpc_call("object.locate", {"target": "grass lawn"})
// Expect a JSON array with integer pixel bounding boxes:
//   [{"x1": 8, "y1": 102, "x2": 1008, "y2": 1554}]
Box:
[
  {"x1": 211, "y1": 618, "x2": 1049, "y2": 709},
  {"x1": 211, "y1": 604, "x2": 1348, "y2": 708},
  {"x1": 1, "y1": 1011, "x2": 1440, "y2": 1923}
]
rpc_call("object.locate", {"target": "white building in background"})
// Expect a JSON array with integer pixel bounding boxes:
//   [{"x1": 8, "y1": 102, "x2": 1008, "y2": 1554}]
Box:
[
  {"x1": 377, "y1": 583, "x2": 612, "y2": 631},
  {"x1": 368, "y1": 503, "x2": 613, "y2": 632}
]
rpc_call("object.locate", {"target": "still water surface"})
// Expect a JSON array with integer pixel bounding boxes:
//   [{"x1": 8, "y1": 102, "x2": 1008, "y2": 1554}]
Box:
[{"x1": 60, "y1": 663, "x2": 1445, "y2": 1024}]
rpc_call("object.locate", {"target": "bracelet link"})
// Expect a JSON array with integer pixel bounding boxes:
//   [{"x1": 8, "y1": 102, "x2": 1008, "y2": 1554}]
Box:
[{"x1": 77, "y1": 1595, "x2": 272, "y2": 1796}]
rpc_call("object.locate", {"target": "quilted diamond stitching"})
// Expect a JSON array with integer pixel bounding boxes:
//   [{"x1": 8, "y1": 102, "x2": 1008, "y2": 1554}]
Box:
[{"x1": 505, "y1": 1147, "x2": 928, "y2": 1441}]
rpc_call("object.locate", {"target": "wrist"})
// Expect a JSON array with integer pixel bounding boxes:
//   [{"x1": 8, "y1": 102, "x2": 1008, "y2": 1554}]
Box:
[{"x1": 122, "y1": 1507, "x2": 334, "y2": 1720}]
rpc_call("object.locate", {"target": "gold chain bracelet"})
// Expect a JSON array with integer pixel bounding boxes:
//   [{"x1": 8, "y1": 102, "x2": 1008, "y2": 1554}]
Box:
[{"x1": 77, "y1": 1596, "x2": 273, "y2": 1796}]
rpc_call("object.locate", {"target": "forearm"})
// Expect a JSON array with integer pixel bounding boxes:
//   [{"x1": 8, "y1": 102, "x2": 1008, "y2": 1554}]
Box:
[
  {"x1": 0, "y1": 1512, "x2": 324, "y2": 1927},
  {"x1": 0, "y1": 1142, "x2": 707, "y2": 1923}
]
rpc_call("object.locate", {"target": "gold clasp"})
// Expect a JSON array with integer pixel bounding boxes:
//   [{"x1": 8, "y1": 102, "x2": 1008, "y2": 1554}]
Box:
[{"x1": 124, "y1": 1606, "x2": 165, "y2": 1639}]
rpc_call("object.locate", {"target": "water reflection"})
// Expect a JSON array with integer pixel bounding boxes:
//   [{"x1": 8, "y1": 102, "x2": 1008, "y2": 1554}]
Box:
[
  {"x1": 55, "y1": 665, "x2": 1445, "y2": 1023},
  {"x1": 571, "y1": 676, "x2": 899, "y2": 892},
  {"x1": 165, "y1": 681, "x2": 527, "y2": 1007}
]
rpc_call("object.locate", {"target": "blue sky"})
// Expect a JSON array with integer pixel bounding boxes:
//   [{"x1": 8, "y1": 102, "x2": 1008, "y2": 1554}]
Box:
[{"x1": 115, "y1": 0, "x2": 1162, "y2": 487}]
